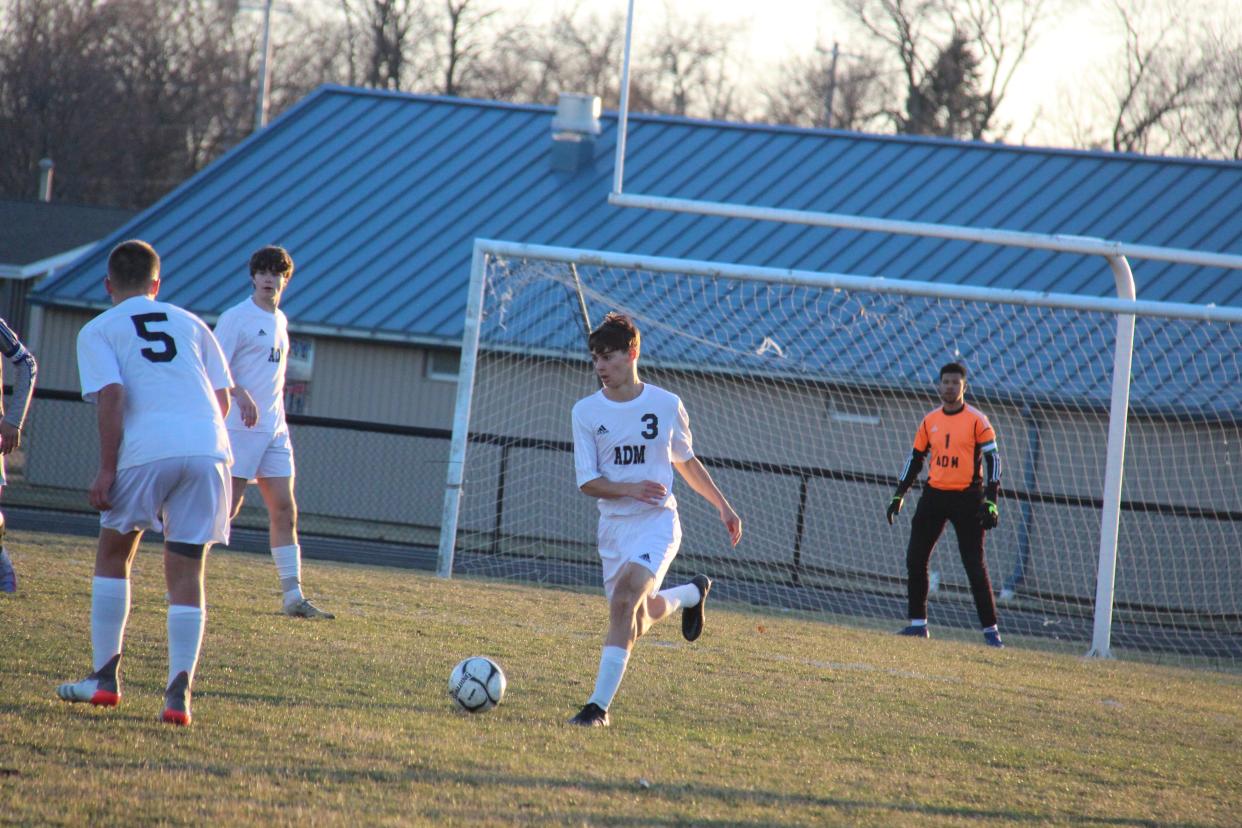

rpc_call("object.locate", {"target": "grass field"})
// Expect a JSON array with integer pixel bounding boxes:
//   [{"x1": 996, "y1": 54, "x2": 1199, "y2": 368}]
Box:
[{"x1": 1, "y1": 530, "x2": 1239, "y2": 827}]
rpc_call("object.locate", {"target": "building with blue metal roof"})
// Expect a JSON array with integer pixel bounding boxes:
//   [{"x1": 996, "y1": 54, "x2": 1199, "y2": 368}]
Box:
[{"x1": 17, "y1": 85, "x2": 1241, "y2": 656}]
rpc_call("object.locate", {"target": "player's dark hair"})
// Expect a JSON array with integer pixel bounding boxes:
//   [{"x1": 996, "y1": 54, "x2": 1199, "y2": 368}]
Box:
[
  {"x1": 249, "y1": 245, "x2": 294, "y2": 278},
  {"x1": 588, "y1": 312, "x2": 640, "y2": 354},
  {"x1": 940, "y1": 362, "x2": 968, "y2": 379},
  {"x1": 107, "y1": 239, "x2": 160, "y2": 289}
]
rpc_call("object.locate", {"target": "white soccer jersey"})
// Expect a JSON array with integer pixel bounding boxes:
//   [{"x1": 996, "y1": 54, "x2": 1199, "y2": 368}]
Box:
[
  {"x1": 77, "y1": 296, "x2": 233, "y2": 470},
  {"x1": 572, "y1": 383, "x2": 694, "y2": 518},
  {"x1": 213, "y1": 298, "x2": 289, "y2": 433}
]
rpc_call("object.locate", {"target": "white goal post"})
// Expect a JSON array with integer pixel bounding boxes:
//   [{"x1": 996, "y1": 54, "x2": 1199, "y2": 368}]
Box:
[{"x1": 439, "y1": 239, "x2": 1242, "y2": 667}]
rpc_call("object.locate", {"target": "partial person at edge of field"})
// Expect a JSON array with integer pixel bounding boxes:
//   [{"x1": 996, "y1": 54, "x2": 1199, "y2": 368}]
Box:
[{"x1": 0, "y1": 317, "x2": 37, "y2": 593}]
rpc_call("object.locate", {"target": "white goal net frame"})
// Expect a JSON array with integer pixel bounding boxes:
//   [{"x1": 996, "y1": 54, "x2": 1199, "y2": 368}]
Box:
[{"x1": 439, "y1": 239, "x2": 1242, "y2": 667}]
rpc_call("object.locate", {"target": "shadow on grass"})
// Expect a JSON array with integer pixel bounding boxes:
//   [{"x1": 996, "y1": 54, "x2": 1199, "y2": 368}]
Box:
[{"x1": 242, "y1": 763, "x2": 1210, "y2": 828}]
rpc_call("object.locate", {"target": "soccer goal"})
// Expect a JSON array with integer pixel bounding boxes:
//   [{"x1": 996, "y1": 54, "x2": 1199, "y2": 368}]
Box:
[{"x1": 439, "y1": 239, "x2": 1242, "y2": 668}]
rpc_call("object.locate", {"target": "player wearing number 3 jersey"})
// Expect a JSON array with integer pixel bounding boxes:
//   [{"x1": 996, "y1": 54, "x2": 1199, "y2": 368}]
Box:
[
  {"x1": 886, "y1": 362, "x2": 1005, "y2": 648},
  {"x1": 567, "y1": 313, "x2": 742, "y2": 727},
  {"x1": 58, "y1": 240, "x2": 233, "y2": 726}
]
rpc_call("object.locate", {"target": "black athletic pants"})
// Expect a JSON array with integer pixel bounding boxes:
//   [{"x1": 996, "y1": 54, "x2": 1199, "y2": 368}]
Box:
[{"x1": 906, "y1": 486, "x2": 998, "y2": 628}]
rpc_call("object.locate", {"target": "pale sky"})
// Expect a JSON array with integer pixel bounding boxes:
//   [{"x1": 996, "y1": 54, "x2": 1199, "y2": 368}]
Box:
[{"x1": 503, "y1": 0, "x2": 1219, "y2": 149}]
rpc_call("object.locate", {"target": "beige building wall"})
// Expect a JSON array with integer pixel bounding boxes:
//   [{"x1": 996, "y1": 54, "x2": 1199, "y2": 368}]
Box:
[{"x1": 21, "y1": 308, "x2": 1240, "y2": 615}]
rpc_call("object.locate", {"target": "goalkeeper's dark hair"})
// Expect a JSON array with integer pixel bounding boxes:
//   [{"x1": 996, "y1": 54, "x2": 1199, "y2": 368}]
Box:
[
  {"x1": 940, "y1": 362, "x2": 968, "y2": 379},
  {"x1": 249, "y1": 245, "x2": 294, "y2": 278},
  {"x1": 107, "y1": 239, "x2": 160, "y2": 290},
  {"x1": 588, "y1": 312, "x2": 640, "y2": 354}
]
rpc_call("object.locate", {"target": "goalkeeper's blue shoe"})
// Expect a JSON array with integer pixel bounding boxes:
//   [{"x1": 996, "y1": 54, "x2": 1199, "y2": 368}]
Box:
[
  {"x1": 0, "y1": 555, "x2": 15, "y2": 593},
  {"x1": 983, "y1": 630, "x2": 1005, "y2": 648},
  {"x1": 897, "y1": 624, "x2": 930, "y2": 638}
]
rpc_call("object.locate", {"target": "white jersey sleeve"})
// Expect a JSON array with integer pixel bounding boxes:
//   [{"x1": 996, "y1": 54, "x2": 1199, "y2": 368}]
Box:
[
  {"x1": 671, "y1": 398, "x2": 694, "y2": 463},
  {"x1": 212, "y1": 305, "x2": 242, "y2": 363},
  {"x1": 573, "y1": 403, "x2": 603, "y2": 488},
  {"x1": 197, "y1": 316, "x2": 232, "y2": 392},
  {"x1": 77, "y1": 324, "x2": 124, "y2": 402}
]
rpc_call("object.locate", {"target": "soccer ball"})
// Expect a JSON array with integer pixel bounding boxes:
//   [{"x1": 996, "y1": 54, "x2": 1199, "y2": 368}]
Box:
[{"x1": 448, "y1": 656, "x2": 506, "y2": 713}]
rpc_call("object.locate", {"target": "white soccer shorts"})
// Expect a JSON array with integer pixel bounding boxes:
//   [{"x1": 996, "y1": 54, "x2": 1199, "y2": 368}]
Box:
[
  {"x1": 227, "y1": 428, "x2": 295, "y2": 482},
  {"x1": 597, "y1": 508, "x2": 682, "y2": 599},
  {"x1": 101, "y1": 456, "x2": 231, "y2": 545}
]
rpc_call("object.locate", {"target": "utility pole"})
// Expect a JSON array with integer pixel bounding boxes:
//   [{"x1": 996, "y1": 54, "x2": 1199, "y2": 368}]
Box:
[
  {"x1": 825, "y1": 41, "x2": 840, "y2": 129},
  {"x1": 255, "y1": 0, "x2": 274, "y2": 131}
]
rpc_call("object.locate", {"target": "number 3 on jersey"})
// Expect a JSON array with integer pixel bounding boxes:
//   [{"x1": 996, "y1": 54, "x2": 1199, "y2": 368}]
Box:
[
  {"x1": 131, "y1": 313, "x2": 178, "y2": 363},
  {"x1": 641, "y1": 413, "x2": 658, "y2": 439}
]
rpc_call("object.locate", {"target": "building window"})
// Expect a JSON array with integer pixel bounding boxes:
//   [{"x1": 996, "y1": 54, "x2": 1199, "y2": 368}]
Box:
[
  {"x1": 426, "y1": 349, "x2": 460, "y2": 382},
  {"x1": 827, "y1": 393, "x2": 881, "y2": 426}
]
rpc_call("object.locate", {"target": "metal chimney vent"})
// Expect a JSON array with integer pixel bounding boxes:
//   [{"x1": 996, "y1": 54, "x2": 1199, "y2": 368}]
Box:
[
  {"x1": 550, "y1": 93, "x2": 601, "y2": 173},
  {"x1": 551, "y1": 92, "x2": 602, "y2": 136}
]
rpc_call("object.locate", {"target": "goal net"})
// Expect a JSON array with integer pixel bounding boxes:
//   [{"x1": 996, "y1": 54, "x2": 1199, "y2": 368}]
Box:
[{"x1": 441, "y1": 244, "x2": 1241, "y2": 668}]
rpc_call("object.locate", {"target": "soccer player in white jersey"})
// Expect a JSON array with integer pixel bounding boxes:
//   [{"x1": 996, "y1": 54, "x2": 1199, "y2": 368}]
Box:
[
  {"x1": 57, "y1": 240, "x2": 233, "y2": 726},
  {"x1": 0, "y1": 318, "x2": 37, "y2": 593},
  {"x1": 214, "y1": 245, "x2": 332, "y2": 619},
  {"x1": 568, "y1": 313, "x2": 742, "y2": 727}
]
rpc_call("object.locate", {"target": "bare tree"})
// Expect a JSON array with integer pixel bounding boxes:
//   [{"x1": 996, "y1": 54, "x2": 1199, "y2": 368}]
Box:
[
  {"x1": 0, "y1": 0, "x2": 257, "y2": 207},
  {"x1": 1088, "y1": 0, "x2": 1240, "y2": 158},
  {"x1": 762, "y1": 43, "x2": 888, "y2": 130},
  {"x1": 635, "y1": 7, "x2": 751, "y2": 120},
  {"x1": 837, "y1": 0, "x2": 1056, "y2": 139}
]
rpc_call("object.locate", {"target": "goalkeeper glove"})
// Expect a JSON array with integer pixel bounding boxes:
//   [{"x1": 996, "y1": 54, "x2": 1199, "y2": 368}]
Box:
[
  {"x1": 886, "y1": 495, "x2": 903, "y2": 525},
  {"x1": 978, "y1": 499, "x2": 999, "y2": 529}
]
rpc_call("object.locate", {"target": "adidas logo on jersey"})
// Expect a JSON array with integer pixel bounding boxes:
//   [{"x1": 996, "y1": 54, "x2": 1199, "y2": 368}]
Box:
[
  {"x1": 597, "y1": 425, "x2": 608, "y2": 435},
  {"x1": 258, "y1": 328, "x2": 267, "y2": 336},
  {"x1": 638, "y1": 553, "x2": 651, "y2": 562}
]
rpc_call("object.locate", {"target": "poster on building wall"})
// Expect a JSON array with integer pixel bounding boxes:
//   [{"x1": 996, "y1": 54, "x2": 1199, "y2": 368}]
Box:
[{"x1": 284, "y1": 335, "x2": 314, "y2": 414}]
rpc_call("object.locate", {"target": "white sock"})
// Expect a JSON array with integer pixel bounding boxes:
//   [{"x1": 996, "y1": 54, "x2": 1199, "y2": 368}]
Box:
[
  {"x1": 587, "y1": 645, "x2": 630, "y2": 711},
  {"x1": 91, "y1": 577, "x2": 131, "y2": 672},
  {"x1": 656, "y1": 582, "x2": 701, "y2": 614},
  {"x1": 271, "y1": 544, "x2": 303, "y2": 604},
  {"x1": 167, "y1": 605, "x2": 206, "y2": 686},
  {"x1": 982, "y1": 624, "x2": 998, "y2": 633},
  {"x1": 909, "y1": 618, "x2": 928, "y2": 627}
]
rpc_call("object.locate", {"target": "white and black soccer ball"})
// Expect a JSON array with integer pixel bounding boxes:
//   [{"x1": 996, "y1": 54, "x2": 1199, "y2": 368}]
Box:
[{"x1": 448, "y1": 656, "x2": 506, "y2": 713}]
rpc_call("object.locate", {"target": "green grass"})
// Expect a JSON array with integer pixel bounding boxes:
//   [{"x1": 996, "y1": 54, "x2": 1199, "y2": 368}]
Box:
[{"x1": 1, "y1": 531, "x2": 1239, "y2": 827}]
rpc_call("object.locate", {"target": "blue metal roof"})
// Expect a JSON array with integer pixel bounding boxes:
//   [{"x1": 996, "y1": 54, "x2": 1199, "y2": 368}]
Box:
[
  {"x1": 32, "y1": 84, "x2": 1241, "y2": 412},
  {"x1": 35, "y1": 85, "x2": 1242, "y2": 328}
]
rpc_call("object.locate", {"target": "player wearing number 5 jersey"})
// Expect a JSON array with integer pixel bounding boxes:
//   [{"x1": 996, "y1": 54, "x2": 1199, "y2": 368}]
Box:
[
  {"x1": 886, "y1": 362, "x2": 1005, "y2": 648},
  {"x1": 58, "y1": 240, "x2": 233, "y2": 726},
  {"x1": 567, "y1": 313, "x2": 742, "y2": 727}
]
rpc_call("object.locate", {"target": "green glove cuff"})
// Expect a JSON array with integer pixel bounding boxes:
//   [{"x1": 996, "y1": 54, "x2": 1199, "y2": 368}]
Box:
[{"x1": 983, "y1": 500, "x2": 998, "y2": 515}]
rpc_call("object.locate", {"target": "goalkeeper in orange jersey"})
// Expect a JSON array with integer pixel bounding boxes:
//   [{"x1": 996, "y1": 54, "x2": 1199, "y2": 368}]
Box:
[{"x1": 885, "y1": 362, "x2": 1004, "y2": 648}]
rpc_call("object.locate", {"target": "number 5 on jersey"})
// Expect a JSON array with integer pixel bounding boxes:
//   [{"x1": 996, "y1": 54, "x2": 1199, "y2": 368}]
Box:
[{"x1": 131, "y1": 313, "x2": 178, "y2": 363}]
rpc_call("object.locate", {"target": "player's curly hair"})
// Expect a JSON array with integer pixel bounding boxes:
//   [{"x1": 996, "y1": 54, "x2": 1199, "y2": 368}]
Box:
[
  {"x1": 107, "y1": 239, "x2": 160, "y2": 289},
  {"x1": 588, "y1": 312, "x2": 640, "y2": 354},
  {"x1": 249, "y1": 245, "x2": 294, "y2": 278}
]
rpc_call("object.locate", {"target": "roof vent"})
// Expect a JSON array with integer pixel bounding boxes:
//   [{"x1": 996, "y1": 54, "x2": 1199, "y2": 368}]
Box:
[
  {"x1": 550, "y1": 92, "x2": 601, "y2": 173},
  {"x1": 38, "y1": 158, "x2": 54, "y2": 202},
  {"x1": 552, "y1": 92, "x2": 601, "y2": 136}
]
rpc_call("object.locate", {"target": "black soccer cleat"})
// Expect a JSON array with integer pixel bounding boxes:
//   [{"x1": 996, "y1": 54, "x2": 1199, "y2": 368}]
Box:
[
  {"x1": 567, "y1": 702, "x2": 610, "y2": 727},
  {"x1": 681, "y1": 574, "x2": 712, "y2": 642},
  {"x1": 897, "y1": 624, "x2": 930, "y2": 638},
  {"x1": 161, "y1": 671, "x2": 192, "y2": 726}
]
